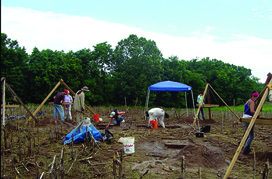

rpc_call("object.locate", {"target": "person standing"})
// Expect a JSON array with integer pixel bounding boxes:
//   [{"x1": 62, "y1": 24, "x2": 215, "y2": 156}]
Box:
[
  {"x1": 106, "y1": 109, "x2": 125, "y2": 128},
  {"x1": 267, "y1": 84, "x2": 272, "y2": 102},
  {"x1": 242, "y1": 90, "x2": 259, "y2": 155},
  {"x1": 64, "y1": 89, "x2": 73, "y2": 121},
  {"x1": 197, "y1": 91, "x2": 205, "y2": 120},
  {"x1": 73, "y1": 86, "x2": 89, "y2": 124},
  {"x1": 53, "y1": 90, "x2": 66, "y2": 121}
]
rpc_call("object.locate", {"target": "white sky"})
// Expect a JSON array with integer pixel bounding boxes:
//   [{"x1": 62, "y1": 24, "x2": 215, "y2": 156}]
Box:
[{"x1": 1, "y1": 0, "x2": 272, "y2": 82}]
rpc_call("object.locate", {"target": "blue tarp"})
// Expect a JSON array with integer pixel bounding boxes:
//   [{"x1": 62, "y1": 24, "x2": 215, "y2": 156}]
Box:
[
  {"x1": 148, "y1": 81, "x2": 192, "y2": 92},
  {"x1": 63, "y1": 121, "x2": 103, "y2": 145}
]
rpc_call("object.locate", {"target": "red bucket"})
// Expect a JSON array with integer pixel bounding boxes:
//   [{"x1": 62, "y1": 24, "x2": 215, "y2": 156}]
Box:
[
  {"x1": 150, "y1": 120, "x2": 157, "y2": 129},
  {"x1": 93, "y1": 114, "x2": 99, "y2": 122}
]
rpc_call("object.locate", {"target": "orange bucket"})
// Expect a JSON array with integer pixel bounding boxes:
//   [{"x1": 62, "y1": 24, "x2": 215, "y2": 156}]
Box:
[
  {"x1": 150, "y1": 120, "x2": 157, "y2": 129},
  {"x1": 93, "y1": 114, "x2": 99, "y2": 122}
]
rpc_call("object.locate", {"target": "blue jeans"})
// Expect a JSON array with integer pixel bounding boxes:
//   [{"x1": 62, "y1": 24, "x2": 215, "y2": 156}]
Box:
[
  {"x1": 198, "y1": 107, "x2": 205, "y2": 120},
  {"x1": 53, "y1": 104, "x2": 65, "y2": 121},
  {"x1": 243, "y1": 122, "x2": 255, "y2": 154},
  {"x1": 113, "y1": 116, "x2": 124, "y2": 126}
]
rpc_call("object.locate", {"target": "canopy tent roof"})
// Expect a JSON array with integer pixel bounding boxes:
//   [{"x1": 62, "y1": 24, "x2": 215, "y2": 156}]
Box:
[
  {"x1": 148, "y1": 80, "x2": 192, "y2": 92},
  {"x1": 145, "y1": 80, "x2": 195, "y2": 118}
]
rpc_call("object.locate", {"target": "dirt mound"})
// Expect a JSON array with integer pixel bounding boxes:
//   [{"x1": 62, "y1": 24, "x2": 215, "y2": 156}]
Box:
[
  {"x1": 132, "y1": 139, "x2": 228, "y2": 176},
  {"x1": 180, "y1": 115, "x2": 216, "y2": 124},
  {"x1": 35, "y1": 117, "x2": 76, "y2": 128},
  {"x1": 175, "y1": 143, "x2": 228, "y2": 169},
  {"x1": 257, "y1": 152, "x2": 272, "y2": 162}
]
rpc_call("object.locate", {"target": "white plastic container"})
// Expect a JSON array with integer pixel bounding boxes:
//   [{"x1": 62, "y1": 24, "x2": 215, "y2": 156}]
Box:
[{"x1": 122, "y1": 137, "x2": 135, "y2": 154}]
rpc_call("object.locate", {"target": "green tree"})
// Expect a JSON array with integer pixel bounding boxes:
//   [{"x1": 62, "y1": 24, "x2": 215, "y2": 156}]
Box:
[
  {"x1": 186, "y1": 57, "x2": 262, "y2": 105},
  {"x1": 89, "y1": 42, "x2": 114, "y2": 105},
  {"x1": 26, "y1": 48, "x2": 82, "y2": 103},
  {"x1": 112, "y1": 34, "x2": 164, "y2": 106},
  {"x1": 1, "y1": 33, "x2": 28, "y2": 103}
]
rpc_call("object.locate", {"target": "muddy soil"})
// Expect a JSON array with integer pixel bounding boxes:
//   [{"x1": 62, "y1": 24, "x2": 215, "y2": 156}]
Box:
[{"x1": 1, "y1": 111, "x2": 272, "y2": 179}]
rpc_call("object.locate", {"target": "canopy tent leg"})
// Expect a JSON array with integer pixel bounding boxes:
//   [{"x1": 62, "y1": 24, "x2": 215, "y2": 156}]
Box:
[
  {"x1": 144, "y1": 90, "x2": 150, "y2": 120},
  {"x1": 191, "y1": 90, "x2": 195, "y2": 116},
  {"x1": 185, "y1": 92, "x2": 188, "y2": 116}
]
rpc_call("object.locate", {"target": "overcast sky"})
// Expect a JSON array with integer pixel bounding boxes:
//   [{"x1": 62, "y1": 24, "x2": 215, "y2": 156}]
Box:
[{"x1": 2, "y1": 0, "x2": 272, "y2": 82}]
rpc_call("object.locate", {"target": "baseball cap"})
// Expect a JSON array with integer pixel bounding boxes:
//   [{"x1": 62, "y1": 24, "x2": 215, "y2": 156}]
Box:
[
  {"x1": 64, "y1": 89, "x2": 68, "y2": 94},
  {"x1": 110, "y1": 112, "x2": 116, "y2": 118}
]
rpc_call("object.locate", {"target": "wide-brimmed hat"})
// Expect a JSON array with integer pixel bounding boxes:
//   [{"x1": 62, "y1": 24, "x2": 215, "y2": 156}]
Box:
[{"x1": 81, "y1": 86, "x2": 89, "y2": 92}]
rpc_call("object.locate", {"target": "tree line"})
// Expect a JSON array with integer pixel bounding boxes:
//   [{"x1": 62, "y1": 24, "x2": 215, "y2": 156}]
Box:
[{"x1": 1, "y1": 33, "x2": 264, "y2": 108}]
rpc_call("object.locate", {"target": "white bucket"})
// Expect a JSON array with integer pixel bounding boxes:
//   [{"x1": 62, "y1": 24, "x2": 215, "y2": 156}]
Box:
[{"x1": 122, "y1": 137, "x2": 135, "y2": 154}]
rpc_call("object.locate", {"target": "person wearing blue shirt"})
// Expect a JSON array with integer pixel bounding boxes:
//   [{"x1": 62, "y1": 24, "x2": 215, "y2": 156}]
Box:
[{"x1": 242, "y1": 90, "x2": 259, "y2": 155}]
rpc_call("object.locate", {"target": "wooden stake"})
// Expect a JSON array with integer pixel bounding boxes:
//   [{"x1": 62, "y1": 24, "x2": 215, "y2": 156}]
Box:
[
  {"x1": 10, "y1": 133, "x2": 14, "y2": 165},
  {"x1": 37, "y1": 128, "x2": 40, "y2": 154},
  {"x1": 181, "y1": 155, "x2": 185, "y2": 179},
  {"x1": 66, "y1": 154, "x2": 78, "y2": 174},
  {"x1": 50, "y1": 127, "x2": 53, "y2": 143},
  {"x1": 18, "y1": 135, "x2": 22, "y2": 162},
  {"x1": 28, "y1": 133, "x2": 32, "y2": 156},
  {"x1": 253, "y1": 149, "x2": 256, "y2": 179},
  {"x1": 2, "y1": 152, "x2": 5, "y2": 177},
  {"x1": 199, "y1": 167, "x2": 202, "y2": 179},
  {"x1": 14, "y1": 167, "x2": 22, "y2": 178},
  {"x1": 55, "y1": 121, "x2": 58, "y2": 140},
  {"x1": 39, "y1": 172, "x2": 44, "y2": 179},
  {"x1": 262, "y1": 159, "x2": 270, "y2": 179},
  {"x1": 59, "y1": 148, "x2": 65, "y2": 179},
  {"x1": 118, "y1": 150, "x2": 123, "y2": 179},
  {"x1": 113, "y1": 154, "x2": 117, "y2": 179},
  {"x1": 124, "y1": 97, "x2": 128, "y2": 118},
  {"x1": 49, "y1": 155, "x2": 56, "y2": 176},
  {"x1": 35, "y1": 155, "x2": 39, "y2": 179},
  {"x1": 71, "y1": 134, "x2": 74, "y2": 160},
  {"x1": 4, "y1": 128, "x2": 7, "y2": 149},
  {"x1": 22, "y1": 162, "x2": 29, "y2": 173}
]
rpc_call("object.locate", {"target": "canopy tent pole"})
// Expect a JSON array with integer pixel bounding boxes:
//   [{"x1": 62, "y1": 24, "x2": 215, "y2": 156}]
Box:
[
  {"x1": 185, "y1": 92, "x2": 188, "y2": 116},
  {"x1": 144, "y1": 89, "x2": 150, "y2": 120},
  {"x1": 191, "y1": 90, "x2": 195, "y2": 116}
]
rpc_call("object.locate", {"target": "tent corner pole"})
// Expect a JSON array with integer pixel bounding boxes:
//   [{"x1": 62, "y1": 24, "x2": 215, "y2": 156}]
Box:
[{"x1": 144, "y1": 90, "x2": 150, "y2": 120}]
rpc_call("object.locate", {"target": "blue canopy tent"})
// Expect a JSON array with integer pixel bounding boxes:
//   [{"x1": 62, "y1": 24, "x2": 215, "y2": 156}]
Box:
[{"x1": 145, "y1": 81, "x2": 195, "y2": 116}]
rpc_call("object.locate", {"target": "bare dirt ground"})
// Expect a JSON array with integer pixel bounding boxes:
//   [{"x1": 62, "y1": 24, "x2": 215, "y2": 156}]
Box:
[{"x1": 1, "y1": 108, "x2": 272, "y2": 179}]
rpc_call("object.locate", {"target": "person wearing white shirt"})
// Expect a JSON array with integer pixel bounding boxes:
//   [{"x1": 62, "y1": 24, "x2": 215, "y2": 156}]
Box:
[{"x1": 145, "y1": 108, "x2": 169, "y2": 128}]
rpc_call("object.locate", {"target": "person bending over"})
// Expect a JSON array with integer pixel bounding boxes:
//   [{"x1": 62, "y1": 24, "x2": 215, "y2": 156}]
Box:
[{"x1": 145, "y1": 108, "x2": 169, "y2": 128}]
